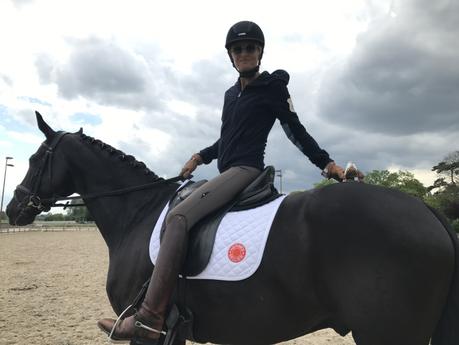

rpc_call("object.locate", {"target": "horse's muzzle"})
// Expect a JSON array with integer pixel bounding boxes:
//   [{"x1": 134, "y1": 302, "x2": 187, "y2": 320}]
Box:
[{"x1": 6, "y1": 195, "x2": 44, "y2": 226}]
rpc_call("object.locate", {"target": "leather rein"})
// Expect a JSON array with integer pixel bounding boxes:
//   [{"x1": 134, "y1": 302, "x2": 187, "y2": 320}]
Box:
[{"x1": 14, "y1": 131, "x2": 184, "y2": 213}]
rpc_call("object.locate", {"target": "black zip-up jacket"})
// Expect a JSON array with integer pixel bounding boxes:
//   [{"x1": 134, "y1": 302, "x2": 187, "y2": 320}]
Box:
[{"x1": 199, "y1": 70, "x2": 332, "y2": 173}]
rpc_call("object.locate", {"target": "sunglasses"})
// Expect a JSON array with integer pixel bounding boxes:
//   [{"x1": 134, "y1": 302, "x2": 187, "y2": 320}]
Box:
[{"x1": 230, "y1": 43, "x2": 259, "y2": 55}]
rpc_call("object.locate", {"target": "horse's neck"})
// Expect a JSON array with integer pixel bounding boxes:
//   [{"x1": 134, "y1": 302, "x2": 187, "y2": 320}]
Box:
[
  {"x1": 86, "y1": 184, "x2": 175, "y2": 248},
  {"x1": 64, "y1": 136, "x2": 177, "y2": 247}
]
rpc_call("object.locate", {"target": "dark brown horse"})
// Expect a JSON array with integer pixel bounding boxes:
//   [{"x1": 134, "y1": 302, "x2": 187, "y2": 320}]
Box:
[{"x1": 7, "y1": 113, "x2": 459, "y2": 345}]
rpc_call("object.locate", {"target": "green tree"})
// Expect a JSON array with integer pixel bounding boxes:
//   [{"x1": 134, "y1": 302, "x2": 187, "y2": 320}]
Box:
[
  {"x1": 44, "y1": 213, "x2": 66, "y2": 221},
  {"x1": 313, "y1": 169, "x2": 427, "y2": 199},
  {"x1": 313, "y1": 178, "x2": 338, "y2": 189},
  {"x1": 364, "y1": 170, "x2": 427, "y2": 199},
  {"x1": 431, "y1": 151, "x2": 459, "y2": 186},
  {"x1": 428, "y1": 151, "x2": 459, "y2": 232},
  {"x1": 452, "y1": 219, "x2": 459, "y2": 233},
  {"x1": 66, "y1": 199, "x2": 93, "y2": 222},
  {"x1": 439, "y1": 185, "x2": 459, "y2": 219},
  {"x1": 364, "y1": 170, "x2": 398, "y2": 187},
  {"x1": 428, "y1": 183, "x2": 459, "y2": 221}
]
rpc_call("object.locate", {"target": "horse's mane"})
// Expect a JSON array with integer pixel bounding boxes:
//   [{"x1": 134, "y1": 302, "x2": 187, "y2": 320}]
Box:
[{"x1": 78, "y1": 132, "x2": 161, "y2": 181}]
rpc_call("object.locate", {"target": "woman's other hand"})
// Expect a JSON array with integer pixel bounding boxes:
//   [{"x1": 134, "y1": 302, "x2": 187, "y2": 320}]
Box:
[
  {"x1": 180, "y1": 154, "x2": 203, "y2": 178},
  {"x1": 322, "y1": 161, "x2": 345, "y2": 182}
]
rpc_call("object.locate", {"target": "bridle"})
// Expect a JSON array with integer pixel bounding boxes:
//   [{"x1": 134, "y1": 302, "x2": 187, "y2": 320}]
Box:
[
  {"x1": 13, "y1": 131, "x2": 184, "y2": 221},
  {"x1": 14, "y1": 131, "x2": 69, "y2": 214}
]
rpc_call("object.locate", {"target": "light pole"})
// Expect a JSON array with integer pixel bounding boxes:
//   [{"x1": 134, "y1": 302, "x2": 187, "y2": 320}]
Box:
[
  {"x1": 0, "y1": 156, "x2": 14, "y2": 219},
  {"x1": 275, "y1": 169, "x2": 283, "y2": 194}
]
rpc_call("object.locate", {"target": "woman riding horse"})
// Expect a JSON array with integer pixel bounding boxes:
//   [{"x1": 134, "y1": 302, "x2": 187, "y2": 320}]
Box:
[{"x1": 97, "y1": 20, "x2": 345, "y2": 343}]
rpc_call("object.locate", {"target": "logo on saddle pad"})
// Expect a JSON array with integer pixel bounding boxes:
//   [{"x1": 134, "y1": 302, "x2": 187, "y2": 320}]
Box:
[{"x1": 228, "y1": 243, "x2": 246, "y2": 263}]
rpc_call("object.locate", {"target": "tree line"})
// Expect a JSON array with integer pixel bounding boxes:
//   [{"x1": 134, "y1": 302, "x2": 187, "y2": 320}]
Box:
[{"x1": 34, "y1": 199, "x2": 93, "y2": 223}]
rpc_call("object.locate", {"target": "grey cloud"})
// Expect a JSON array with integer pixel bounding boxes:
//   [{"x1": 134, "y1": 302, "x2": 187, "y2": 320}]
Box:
[
  {"x1": 16, "y1": 109, "x2": 40, "y2": 127},
  {"x1": 35, "y1": 54, "x2": 54, "y2": 84},
  {"x1": 318, "y1": 0, "x2": 459, "y2": 135},
  {"x1": 1, "y1": 74, "x2": 13, "y2": 87},
  {"x1": 18, "y1": 96, "x2": 51, "y2": 106},
  {"x1": 178, "y1": 55, "x2": 234, "y2": 109},
  {"x1": 137, "y1": 57, "x2": 235, "y2": 176},
  {"x1": 7, "y1": 109, "x2": 48, "y2": 130},
  {"x1": 281, "y1": 32, "x2": 304, "y2": 44},
  {"x1": 140, "y1": 107, "x2": 221, "y2": 169},
  {"x1": 117, "y1": 130, "x2": 213, "y2": 180},
  {"x1": 35, "y1": 37, "x2": 165, "y2": 110},
  {"x1": 10, "y1": 0, "x2": 33, "y2": 8}
]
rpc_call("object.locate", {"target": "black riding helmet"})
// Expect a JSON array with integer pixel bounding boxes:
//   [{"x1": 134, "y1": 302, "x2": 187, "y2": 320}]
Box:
[
  {"x1": 225, "y1": 21, "x2": 265, "y2": 77},
  {"x1": 225, "y1": 21, "x2": 265, "y2": 50}
]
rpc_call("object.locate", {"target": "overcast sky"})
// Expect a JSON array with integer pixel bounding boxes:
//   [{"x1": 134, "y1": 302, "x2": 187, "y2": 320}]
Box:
[{"x1": 1, "y1": 0, "x2": 458, "y2": 210}]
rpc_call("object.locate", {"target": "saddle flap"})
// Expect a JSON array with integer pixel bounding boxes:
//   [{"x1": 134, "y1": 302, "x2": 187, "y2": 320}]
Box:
[
  {"x1": 170, "y1": 180, "x2": 207, "y2": 210},
  {"x1": 160, "y1": 180, "x2": 208, "y2": 240}
]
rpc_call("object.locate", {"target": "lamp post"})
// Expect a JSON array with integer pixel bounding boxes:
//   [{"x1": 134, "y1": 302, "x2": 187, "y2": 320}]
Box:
[
  {"x1": 0, "y1": 156, "x2": 14, "y2": 219},
  {"x1": 275, "y1": 169, "x2": 283, "y2": 194}
]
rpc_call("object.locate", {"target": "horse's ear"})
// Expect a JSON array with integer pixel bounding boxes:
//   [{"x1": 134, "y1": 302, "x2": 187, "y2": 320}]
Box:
[
  {"x1": 77, "y1": 127, "x2": 83, "y2": 135},
  {"x1": 35, "y1": 111, "x2": 56, "y2": 141}
]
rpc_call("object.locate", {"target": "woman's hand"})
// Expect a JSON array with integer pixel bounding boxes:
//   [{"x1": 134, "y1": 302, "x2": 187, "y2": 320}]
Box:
[
  {"x1": 180, "y1": 154, "x2": 203, "y2": 179},
  {"x1": 322, "y1": 161, "x2": 345, "y2": 181},
  {"x1": 344, "y1": 163, "x2": 365, "y2": 182}
]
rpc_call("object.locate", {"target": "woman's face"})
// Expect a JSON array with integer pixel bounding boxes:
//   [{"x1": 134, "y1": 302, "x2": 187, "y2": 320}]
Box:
[{"x1": 229, "y1": 40, "x2": 262, "y2": 73}]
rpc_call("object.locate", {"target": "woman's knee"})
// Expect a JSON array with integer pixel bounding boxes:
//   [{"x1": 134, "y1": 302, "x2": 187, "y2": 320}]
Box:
[{"x1": 166, "y1": 212, "x2": 188, "y2": 230}]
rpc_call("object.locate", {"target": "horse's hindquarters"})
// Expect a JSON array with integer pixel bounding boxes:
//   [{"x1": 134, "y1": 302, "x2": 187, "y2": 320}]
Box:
[
  {"x1": 175, "y1": 185, "x2": 455, "y2": 345},
  {"x1": 310, "y1": 183, "x2": 455, "y2": 345}
]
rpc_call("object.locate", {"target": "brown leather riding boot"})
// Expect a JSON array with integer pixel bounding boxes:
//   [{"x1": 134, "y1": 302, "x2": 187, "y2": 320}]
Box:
[{"x1": 97, "y1": 215, "x2": 188, "y2": 343}]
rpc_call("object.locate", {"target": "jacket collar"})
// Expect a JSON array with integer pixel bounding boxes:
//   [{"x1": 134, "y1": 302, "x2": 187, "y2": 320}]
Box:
[{"x1": 234, "y1": 71, "x2": 271, "y2": 91}]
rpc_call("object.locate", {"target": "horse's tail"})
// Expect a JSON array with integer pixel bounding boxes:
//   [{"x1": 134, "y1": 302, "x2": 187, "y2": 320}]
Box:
[{"x1": 428, "y1": 205, "x2": 459, "y2": 345}]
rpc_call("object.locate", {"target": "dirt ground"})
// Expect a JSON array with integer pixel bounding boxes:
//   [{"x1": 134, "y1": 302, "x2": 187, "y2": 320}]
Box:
[{"x1": 0, "y1": 230, "x2": 355, "y2": 345}]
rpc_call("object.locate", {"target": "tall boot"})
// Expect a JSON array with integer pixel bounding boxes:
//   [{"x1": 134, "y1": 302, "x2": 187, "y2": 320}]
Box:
[{"x1": 98, "y1": 215, "x2": 188, "y2": 343}]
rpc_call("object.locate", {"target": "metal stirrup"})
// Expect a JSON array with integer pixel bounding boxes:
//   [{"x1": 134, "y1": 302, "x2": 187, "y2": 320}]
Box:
[
  {"x1": 135, "y1": 321, "x2": 167, "y2": 335},
  {"x1": 108, "y1": 304, "x2": 133, "y2": 341}
]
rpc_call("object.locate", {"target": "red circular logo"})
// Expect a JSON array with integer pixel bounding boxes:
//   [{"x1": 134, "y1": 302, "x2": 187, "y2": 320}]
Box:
[{"x1": 228, "y1": 243, "x2": 246, "y2": 263}]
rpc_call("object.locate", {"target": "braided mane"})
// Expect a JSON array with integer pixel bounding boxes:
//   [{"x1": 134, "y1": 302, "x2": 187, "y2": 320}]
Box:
[{"x1": 79, "y1": 132, "x2": 161, "y2": 181}]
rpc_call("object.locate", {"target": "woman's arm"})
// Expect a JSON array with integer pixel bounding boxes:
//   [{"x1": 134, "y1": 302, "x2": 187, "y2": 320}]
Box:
[
  {"x1": 271, "y1": 79, "x2": 344, "y2": 180},
  {"x1": 180, "y1": 139, "x2": 220, "y2": 178}
]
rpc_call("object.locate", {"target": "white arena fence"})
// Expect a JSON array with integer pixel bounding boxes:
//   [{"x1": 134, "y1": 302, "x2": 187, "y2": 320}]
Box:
[{"x1": 0, "y1": 221, "x2": 97, "y2": 234}]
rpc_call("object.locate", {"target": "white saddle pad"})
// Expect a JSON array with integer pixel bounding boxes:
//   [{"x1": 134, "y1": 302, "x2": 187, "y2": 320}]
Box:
[{"x1": 149, "y1": 195, "x2": 287, "y2": 281}]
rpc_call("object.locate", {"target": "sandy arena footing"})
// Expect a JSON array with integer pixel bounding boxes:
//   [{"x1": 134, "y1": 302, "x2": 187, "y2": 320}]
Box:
[{"x1": 0, "y1": 230, "x2": 355, "y2": 345}]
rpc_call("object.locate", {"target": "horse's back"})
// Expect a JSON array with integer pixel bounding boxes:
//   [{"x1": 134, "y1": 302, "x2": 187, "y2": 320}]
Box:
[
  {"x1": 284, "y1": 182, "x2": 454, "y2": 343},
  {"x1": 300, "y1": 182, "x2": 454, "y2": 261}
]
